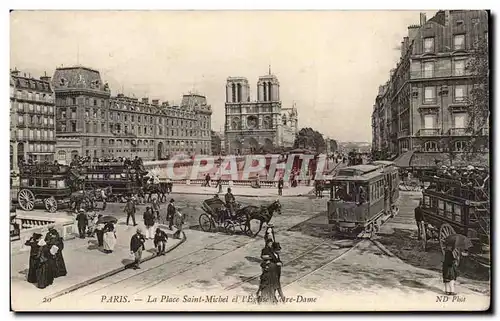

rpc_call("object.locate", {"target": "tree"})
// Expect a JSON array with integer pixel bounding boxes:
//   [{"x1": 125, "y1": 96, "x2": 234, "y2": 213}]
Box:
[
  {"x1": 465, "y1": 35, "x2": 490, "y2": 152},
  {"x1": 293, "y1": 127, "x2": 326, "y2": 153}
]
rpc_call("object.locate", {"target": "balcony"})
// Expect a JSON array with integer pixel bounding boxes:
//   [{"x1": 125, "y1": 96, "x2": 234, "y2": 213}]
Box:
[
  {"x1": 398, "y1": 129, "x2": 409, "y2": 138},
  {"x1": 447, "y1": 128, "x2": 472, "y2": 136},
  {"x1": 417, "y1": 128, "x2": 441, "y2": 136},
  {"x1": 410, "y1": 69, "x2": 469, "y2": 80}
]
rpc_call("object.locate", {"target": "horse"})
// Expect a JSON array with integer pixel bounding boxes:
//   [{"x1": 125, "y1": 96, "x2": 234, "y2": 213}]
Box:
[
  {"x1": 240, "y1": 200, "x2": 282, "y2": 237},
  {"x1": 144, "y1": 183, "x2": 167, "y2": 203}
]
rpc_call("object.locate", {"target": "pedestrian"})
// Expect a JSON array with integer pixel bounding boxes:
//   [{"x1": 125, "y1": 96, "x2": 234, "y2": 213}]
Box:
[
  {"x1": 151, "y1": 197, "x2": 160, "y2": 221},
  {"x1": 143, "y1": 207, "x2": 156, "y2": 240},
  {"x1": 443, "y1": 245, "x2": 458, "y2": 295},
  {"x1": 204, "y1": 173, "x2": 211, "y2": 187},
  {"x1": 153, "y1": 228, "x2": 168, "y2": 256},
  {"x1": 277, "y1": 177, "x2": 284, "y2": 196},
  {"x1": 130, "y1": 228, "x2": 146, "y2": 269},
  {"x1": 103, "y1": 222, "x2": 117, "y2": 254},
  {"x1": 415, "y1": 200, "x2": 424, "y2": 240},
  {"x1": 264, "y1": 223, "x2": 275, "y2": 245},
  {"x1": 173, "y1": 210, "x2": 185, "y2": 239},
  {"x1": 35, "y1": 238, "x2": 55, "y2": 289},
  {"x1": 256, "y1": 259, "x2": 277, "y2": 304},
  {"x1": 124, "y1": 197, "x2": 137, "y2": 226},
  {"x1": 167, "y1": 199, "x2": 176, "y2": 230},
  {"x1": 101, "y1": 188, "x2": 107, "y2": 211},
  {"x1": 24, "y1": 233, "x2": 43, "y2": 284},
  {"x1": 44, "y1": 227, "x2": 67, "y2": 278},
  {"x1": 95, "y1": 214, "x2": 105, "y2": 247},
  {"x1": 76, "y1": 209, "x2": 88, "y2": 239}
]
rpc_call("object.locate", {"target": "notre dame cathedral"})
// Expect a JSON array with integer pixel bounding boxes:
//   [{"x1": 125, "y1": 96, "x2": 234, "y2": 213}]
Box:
[{"x1": 224, "y1": 70, "x2": 298, "y2": 155}]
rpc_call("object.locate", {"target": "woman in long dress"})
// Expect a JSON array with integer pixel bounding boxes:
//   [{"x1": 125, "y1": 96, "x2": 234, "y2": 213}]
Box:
[
  {"x1": 443, "y1": 246, "x2": 458, "y2": 295},
  {"x1": 24, "y1": 233, "x2": 42, "y2": 283},
  {"x1": 257, "y1": 260, "x2": 277, "y2": 304},
  {"x1": 36, "y1": 240, "x2": 55, "y2": 289},
  {"x1": 103, "y1": 222, "x2": 117, "y2": 254},
  {"x1": 45, "y1": 228, "x2": 67, "y2": 277}
]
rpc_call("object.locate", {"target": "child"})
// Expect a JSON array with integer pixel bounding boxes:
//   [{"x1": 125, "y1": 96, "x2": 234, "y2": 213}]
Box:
[
  {"x1": 153, "y1": 228, "x2": 168, "y2": 256},
  {"x1": 442, "y1": 245, "x2": 458, "y2": 295}
]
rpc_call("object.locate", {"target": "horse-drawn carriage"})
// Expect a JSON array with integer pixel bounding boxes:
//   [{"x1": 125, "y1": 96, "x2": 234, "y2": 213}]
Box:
[
  {"x1": 419, "y1": 168, "x2": 490, "y2": 268},
  {"x1": 199, "y1": 196, "x2": 282, "y2": 237},
  {"x1": 16, "y1": 163, "x2": 83, "y2": 212},
  {"x1": 77, "y1": 162, "x2": 144, "y2": 202}
]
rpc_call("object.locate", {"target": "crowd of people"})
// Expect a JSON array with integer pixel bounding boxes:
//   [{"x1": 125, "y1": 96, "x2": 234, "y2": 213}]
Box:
[{"x1": 24, "y1": 227, "x2": 67, "y2": 289}]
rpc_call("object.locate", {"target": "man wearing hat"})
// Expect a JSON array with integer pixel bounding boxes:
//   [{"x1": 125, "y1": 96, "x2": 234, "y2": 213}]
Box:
[
  {"x1": 130, "y1": 228, "x2": 146, "y2": 270},
  {"x1": 225, "y1": 188, "x2": 236, "y2": 217},
  {"x1": 24, "y1": 232, "x2": 43, "y2": 283},
  {"x1": 167, "y1": 198, "x2": 176, "y2": 230},
  {"x1": 124, "y1": 197, "x2": 137, "y2": 226},
  {"x1": 76, "y1": 209, "x2": 88, "y2": 239}
]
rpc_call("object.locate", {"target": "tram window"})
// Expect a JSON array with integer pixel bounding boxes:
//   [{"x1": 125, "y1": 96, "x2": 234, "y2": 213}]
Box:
[
  {"x1": 28, "y1": 178, "x2": 35, "y2": 186},
  {"x1": 21, "y1": 179, "x2": 29, "y2": 187},
  {"x1": 42, "y1": 179, "x2": 49, "y2": 188},
  {"x1": 445, "y1": 202, "x2": 453, "y2": 219},
  {"x1": 35, "y1": 179, "x2": 42, "y2": 187},
  {"x1": 438, "y1": 200, "x2": 445, "y2": 216},
  {"x1": 57, "y1": 180, "x2": 65, "y2": 188},
  {"x1": 98, "y1": 174, "x2": 104, "y2": 179},
  {"x1": 453, "y1": 205, "x2": 462, "y2": 223},
  {"x1": 423, "y1": 196, "x2": 430, "y2": 207},
  {"x1": 431, "y1": 197, "x2": 437, "y2": 209},
  {"x1": 49, "y1": 180, "x2": 57, "y2": 188}
]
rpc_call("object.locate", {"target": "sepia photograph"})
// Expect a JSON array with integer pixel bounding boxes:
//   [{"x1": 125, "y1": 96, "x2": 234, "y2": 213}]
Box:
[{"x1": 8, "y1": 8, "x2": 491, "y2": 312}]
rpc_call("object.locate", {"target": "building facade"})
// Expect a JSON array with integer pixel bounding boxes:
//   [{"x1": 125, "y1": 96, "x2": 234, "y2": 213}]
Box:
[
  {"x1": 224, "y1": 72, "x2": 298, "y2": 154},
  {"x1": 372, "y1": 10, "x2": 489, "y2": 159},
  {"x1": 53, "y1": 66, "x2": 212, "y2": 164},
  {"x1": 10, "y1": 69, "x2": 56, "y2": 171}
]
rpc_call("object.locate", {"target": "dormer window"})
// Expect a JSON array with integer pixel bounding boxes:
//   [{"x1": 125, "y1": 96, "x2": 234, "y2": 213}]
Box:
[{"x1": 424, "y1": 37, "x2": 435, "y2": 53}]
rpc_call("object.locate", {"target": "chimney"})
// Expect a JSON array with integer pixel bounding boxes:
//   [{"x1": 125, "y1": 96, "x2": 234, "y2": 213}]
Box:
[
  {"x1": 10, "y1": 68, "x2": 19, "y2": 76},
  {"x1": 408, "y1": 25, "x2": 420, "y2": 41},
  {"x1": 142, "y1": 98, "x2": 149, "y2": 104},
  {"x1": 152, "y1": 99, "x2": 159, "y2": 105},
  {"x1": 420, "y1": 13, "x2": 427, "y2": 26},
  {"x1": 40, "y1": 71, "x2": 51, "y2": 83},
  {"x1": 444, "y1": 10, "x2": 450, "y2": 26}
]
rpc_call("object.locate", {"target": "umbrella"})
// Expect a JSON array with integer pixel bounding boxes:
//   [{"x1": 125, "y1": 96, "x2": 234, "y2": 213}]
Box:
[
  {"x1": 445, "y1": 234, "x2": 473, "y2": 250},
  {"x1": 97, "y1": 215, "x2": 118, "y2": 224}
]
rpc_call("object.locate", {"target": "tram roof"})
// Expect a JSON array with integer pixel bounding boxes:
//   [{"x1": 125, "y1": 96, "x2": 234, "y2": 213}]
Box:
[{"x1": 333, "y1": 164, "x2": 385, "y2": 181}]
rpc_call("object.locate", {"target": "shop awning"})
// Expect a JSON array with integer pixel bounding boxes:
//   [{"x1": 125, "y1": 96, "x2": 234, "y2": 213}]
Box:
[{"x1": 393, "y1": 150, "x2": 415, "y2": 168}]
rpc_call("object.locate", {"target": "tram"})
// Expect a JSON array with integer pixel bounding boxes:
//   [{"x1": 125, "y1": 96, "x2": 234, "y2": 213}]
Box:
[{"x1": 327, "y1": 161, "x2": 399, "y2": 237}]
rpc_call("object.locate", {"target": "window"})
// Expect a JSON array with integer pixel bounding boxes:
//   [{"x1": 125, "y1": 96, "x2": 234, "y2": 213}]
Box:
[
  {"x1": 424, "y1": 86, "x2": 436, "y2": 104},
  {"x1": 423, "y1": 114, "x2": 436, "y2": 129},
  {"x1": 453, "y1": 59, "x2": 466, "y2": 76},
  {"x1": 424, "y1": 141, "x2": 438, "y2": 151},
  {"x1": 72, "y1": 97, "x2": 76, "y2": 105},
  {"x1": 454, "y1": 34, "x2": 465, "y2": 50},
  {"x1": 453, "y1": 205, "x2": 462, "y2": 223},
  {"x1": 454, "y1": 85, "x2": 466, "y2": 102},
  {"x1": 94, "y1": 99, "x2": 97, "y2": 106},
  {"x1": 452, "y1": 112, "x2": 466, "y2": 130},
  {"x1": 424, "y1": 37, "x2": 435, "y2": 53},
  {"x1": 455, "y1": 141, "x2": 467, "y2": 151},
  {"x1": 423, "y1": 61, "x2": 434, "y2": 78}
]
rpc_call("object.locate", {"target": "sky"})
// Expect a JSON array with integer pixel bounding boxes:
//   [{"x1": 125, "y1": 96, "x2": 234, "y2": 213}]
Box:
[{"x1": 10, "y1": 10, "x2": 436, "y2": 142}]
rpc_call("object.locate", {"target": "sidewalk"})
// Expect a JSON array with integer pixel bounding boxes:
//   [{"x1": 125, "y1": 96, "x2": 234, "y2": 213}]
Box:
[
  {"x1": 11, "y1": 216, "x2": 185, "y2": 307},
  {"x1": 170, "y1": 184, "x2": 314, "y2": 197}
]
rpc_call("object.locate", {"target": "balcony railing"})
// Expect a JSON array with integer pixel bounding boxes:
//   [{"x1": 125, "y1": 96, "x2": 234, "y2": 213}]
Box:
[
  {"x1": 410, "y1": 69, "x2": 469, "y2": 79},
  {"x1": 447, "y1": 128, "x2": 472, "y2": 136},
  {"x1": 398, "y1": 129, "x2": 409, "y2": 138},
  {"x1": 417, "y1": 128, "x2": 441, "y2": 136}
]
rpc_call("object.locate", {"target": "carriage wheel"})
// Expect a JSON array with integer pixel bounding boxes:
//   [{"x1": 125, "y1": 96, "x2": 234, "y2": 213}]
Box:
[
  {"x1": 224, "y1": 221, "x2": 235, "y2": 235},
  {"x1": 18, "y1": 189, "x2": 35, "y2": 211},
  {"x1": 439, "y1": 223, "x2": 455, "y2": 255},
  {"x1": 45, "y1": 197, "x2": 57, "y2": 213},
  {"x1": 199, "y1": 213, "x2": 215, "y2": 232},
  {"x1": 421, "y1": 222, "x2": 428, "y2": 251}
]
